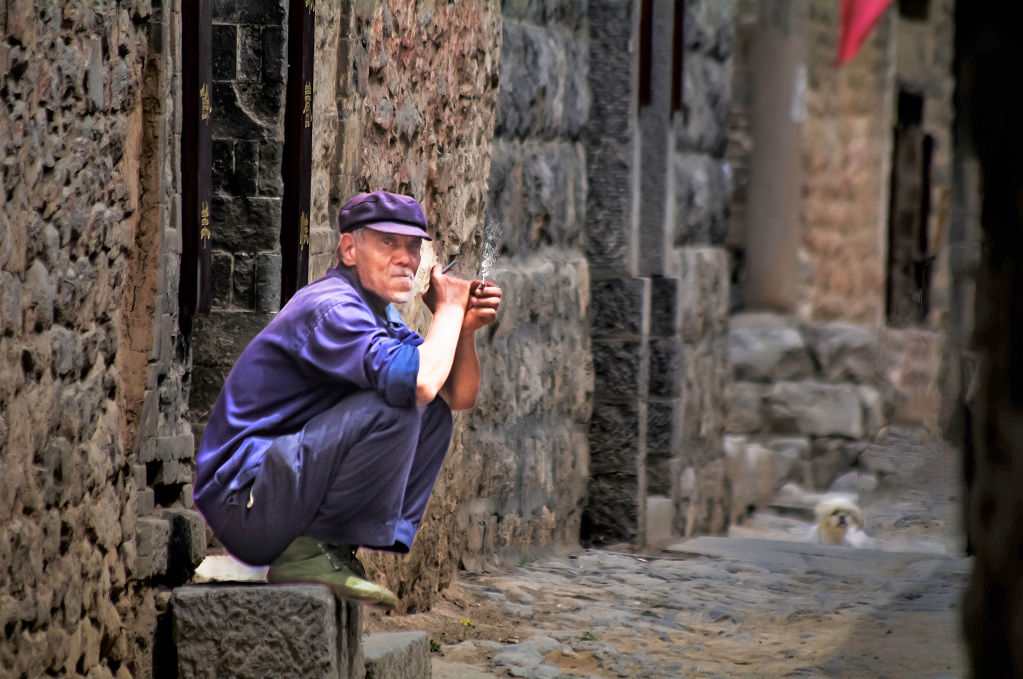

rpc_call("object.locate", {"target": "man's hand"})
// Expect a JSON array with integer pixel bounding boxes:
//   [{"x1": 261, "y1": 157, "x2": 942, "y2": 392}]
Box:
[
  {"x1": 463, "y1": 280, "x2": 502, "y2": 334},
  {"x1": 422, "y1": 264, "x2": 472, "y2": 315}
]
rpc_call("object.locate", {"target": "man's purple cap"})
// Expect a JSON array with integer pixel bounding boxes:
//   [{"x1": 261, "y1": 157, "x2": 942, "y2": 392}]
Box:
[{"x1": 337, "y1": 191, "x2": 432, "y2": 241}]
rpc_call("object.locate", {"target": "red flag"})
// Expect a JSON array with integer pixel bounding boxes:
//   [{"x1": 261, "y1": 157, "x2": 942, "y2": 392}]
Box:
[{"x1": 836, "y1": 0, "x2": 894, "y2": 67}]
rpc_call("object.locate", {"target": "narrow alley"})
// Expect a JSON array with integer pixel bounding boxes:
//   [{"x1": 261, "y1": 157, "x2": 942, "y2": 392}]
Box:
[{"x1": 370, "y1": 426, "x2": 968, "y2": 678}]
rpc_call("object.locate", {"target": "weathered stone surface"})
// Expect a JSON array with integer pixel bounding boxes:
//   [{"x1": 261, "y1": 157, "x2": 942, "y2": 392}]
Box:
[
  {"x1": 363, "y1": 631, "x2": 430, "y2": 679},
  {"x1": 677, "y1": 53, "x2": 732, "y2": 156},
  {"x1": 726, "y1": 381, "x2": 765, "y2": 434},
  {"x1": 487, "y1": 140, "x2": 586, "y2": 255},
  {"x1": 765, "y1": 381, "x2": 865, "y2": 439},
  {"x1": 588, "y1": 402, "x2": 641, "y2": 476},
  {"x1": 810, "y1": 437, "x2": 866, "y2": 491},
  {"x1": 497, "y1": 21, "x2": 590, "y2": 139},
  {"x1": 584, "y1": 476, "x2": 639, "y2": 543},
  {"x1": 675, "y1": 247, "x2": 730, "y2": 343},
  {"x1": 210, "y1": 195, "x2": 282, "y2": 252},
  {"x1": 585, "y1": 0, "x2": 639, "y2": 272},
  {"x1": 674, "y1": 154, "x2": 732, "y2": 246},
  {"x1": 173, "y1": 585, "x2": 352, "y2": 679},
  {"x1": 649, "y1": 338, "x2": 683, "y2": 398},
  {"x1": 728, "y1": 314, "x2": 814, "y2": 382},
  {"x1": 590, "y1": 278, "x2": 647, "y2": 339},
  {"x1": 802, "y1": 322, "x2": 879, "y2": 383},
  {"x1": 725, "y1": 435, "x2": 807, "y2": 523},
  {"x1": 212, "y1": 0, "x2": 286, "y2": 27},
  {"x1": 592, "y1": 341, "x2": 642, "y2": 398}
]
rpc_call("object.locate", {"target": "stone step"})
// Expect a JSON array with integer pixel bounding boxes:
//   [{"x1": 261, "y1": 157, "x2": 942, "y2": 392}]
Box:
[
  {"x1": 172, "y1": 584, "x2": 365, "y2": 679},
  {"x1": 363, "y1": 632, "x2": 432, "y2": 679},
  {"x1": 644, "y1": 495, "x2": 674, "y2": 545}
]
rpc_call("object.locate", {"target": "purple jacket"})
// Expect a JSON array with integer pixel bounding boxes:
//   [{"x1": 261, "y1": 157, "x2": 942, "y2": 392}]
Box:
[{"x1": 193, "y1": 266, "x2": 423, "y2": 505}]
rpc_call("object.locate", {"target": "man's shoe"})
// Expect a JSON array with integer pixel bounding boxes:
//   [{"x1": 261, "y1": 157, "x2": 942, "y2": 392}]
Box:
[{"x1": 266, "y1": 537, "x2": 398, "y2": 611}]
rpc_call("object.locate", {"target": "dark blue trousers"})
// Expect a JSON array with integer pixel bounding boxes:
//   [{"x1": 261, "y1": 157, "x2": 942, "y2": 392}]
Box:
[{"x1": 204, "y1": 391, "x2": 453, "y2": 566}]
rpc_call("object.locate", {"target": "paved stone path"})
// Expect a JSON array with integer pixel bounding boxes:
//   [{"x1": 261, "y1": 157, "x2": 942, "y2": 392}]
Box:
[{"x1": 368, "y1": 427, "x2": 970, "y2": 678}]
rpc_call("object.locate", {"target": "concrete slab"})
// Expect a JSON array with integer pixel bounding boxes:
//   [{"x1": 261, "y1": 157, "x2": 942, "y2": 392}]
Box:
[{"x1": 364, "y1": 631, "x2": 431, "y2": 679}]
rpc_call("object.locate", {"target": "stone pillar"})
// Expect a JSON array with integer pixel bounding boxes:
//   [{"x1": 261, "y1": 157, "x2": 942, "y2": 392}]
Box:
[
  {"x1": 742, "y1": 0, "x2": 805, "y2": 313},
  {"x1": 587, "y1": 277, "x2": 651, "y2": 542},
  {"x1": 583, "y1": 0, "x2": 647, "y2": 542}
]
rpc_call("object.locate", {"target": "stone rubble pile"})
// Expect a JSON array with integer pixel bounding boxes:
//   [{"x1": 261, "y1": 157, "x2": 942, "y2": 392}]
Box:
[{"x1": 725, "y1": 313, "x2": 893, "y2": 523}]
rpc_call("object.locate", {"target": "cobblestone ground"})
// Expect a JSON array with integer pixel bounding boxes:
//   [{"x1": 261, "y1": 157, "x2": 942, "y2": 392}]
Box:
[{"x1": 367, "y1": 427, "x2": 970, "y2": 678}]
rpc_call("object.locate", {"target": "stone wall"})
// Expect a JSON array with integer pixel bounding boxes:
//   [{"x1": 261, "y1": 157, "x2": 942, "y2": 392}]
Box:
[
  {"x1": 0, "y1": 1, "x2": 203, "y2": 677},
  {"x1": 800, "y1": 1, "x2": 892, "y2": 325},
  {"x1": 188, "y1": 0, "x2": 289, "y2": 424},
  {"x1": 315, "y1": 0, "x2": 502, "y2": 612},
  {"x1": 452, "y1": 0, "x2": 593, "y2": 572},
  {"x1": 583, "y1": 0, "x2": 734, "y2": 545},
  {"x1": 725, "y1": 313, "x2": 892, "y2": 522}
]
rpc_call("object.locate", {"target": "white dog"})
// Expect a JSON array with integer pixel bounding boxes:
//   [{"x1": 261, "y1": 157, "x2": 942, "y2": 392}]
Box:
[{"x1": 808, "y1": 496, "x2": 874, "y2": 548}]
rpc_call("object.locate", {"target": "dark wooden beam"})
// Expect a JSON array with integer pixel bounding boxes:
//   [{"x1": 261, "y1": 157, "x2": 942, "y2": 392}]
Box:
[
  {"x1": 180, "y1": 0, "x2": 213, "y2": 316},
  {"x1": 671, "y1": 0, "x2": 685, "y2": 112},
  {"x1": 639, "y1": 0, "x2": 653, "y2": 107},
  {"x1": 280, "y1": 0, "x2": 315, "y2": 306}
]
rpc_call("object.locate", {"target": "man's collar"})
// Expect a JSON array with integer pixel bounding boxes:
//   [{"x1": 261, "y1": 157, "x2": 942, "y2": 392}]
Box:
[{"x1": 329, "y1": 266, "x2": 405, "y2": 326}]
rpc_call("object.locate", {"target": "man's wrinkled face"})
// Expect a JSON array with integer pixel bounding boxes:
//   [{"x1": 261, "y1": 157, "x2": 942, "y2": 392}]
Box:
[{"x1": 339, "y1": 228, "x2": 423, "y2": 305}]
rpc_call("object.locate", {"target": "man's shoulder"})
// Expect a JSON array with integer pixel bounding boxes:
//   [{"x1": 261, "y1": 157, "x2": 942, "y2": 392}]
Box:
[{"x1": 285, "y1": 269, "x2": 366, "y2": 316}]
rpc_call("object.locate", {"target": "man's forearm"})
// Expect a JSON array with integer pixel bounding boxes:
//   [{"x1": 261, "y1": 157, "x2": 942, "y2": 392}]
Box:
[
  {"x1": 416, "y1": 306, "x2": 465, "y2": 405},
  {"x1": 439, "y1": 330, "x2": 482, "y2": 411}
]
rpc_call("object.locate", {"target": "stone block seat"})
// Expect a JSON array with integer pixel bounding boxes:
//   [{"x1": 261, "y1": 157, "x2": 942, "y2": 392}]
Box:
[{"x1": 173, "y1": 556, "x2": 432, "y2": 679}]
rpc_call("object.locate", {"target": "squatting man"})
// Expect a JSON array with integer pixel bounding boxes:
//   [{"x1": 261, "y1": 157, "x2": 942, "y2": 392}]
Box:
[{"x1": 193, "y1": 191, "x2": 503, "y2": 610}]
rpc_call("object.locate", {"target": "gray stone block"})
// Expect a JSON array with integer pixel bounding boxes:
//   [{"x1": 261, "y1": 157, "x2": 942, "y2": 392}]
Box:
[
  {"x1": 590, "y1": 278, "x2": 647, "y2": 339},
  {"x1": 676, "y1": 54, "x2": 732, "y2": 156},
  {"x1": 765, "y1": 381, "x2": 865, "y2": 439},
  {"x1": 728, "y1": 316, "x2": 813, "y2": 382},
  {"x1": 588, "y1": 402, "x2": 641, "y2": 475},
  {"x1": 212, "y1": 0, "x2": 286, "y2": 25},
  {"x1": 211, "y1": 251, "x2": 232, "y2": 308},
  {"x1": 136, "y1": 517, "x2": 171, "y2": 579},
  {"x1": 262, "y1": 26, "x2": 287, "y2": 83},
  {"x1": 211, "y1": 195, "x2": 282, "y2": 252},
  {"x1": 802, "y1": 322, "x2": 879, "y2": 383},
  {"x1": 649, "y1": 338, "x2": 682, "y2": 398},
  {"x1": 255, "y1": 253, "x2": 282, "y2": 313},
  {"x1": 592, "y1": 341, "x2": 642, "y2": 398},
  {"x1": 646, "y1": 400, "x2": 677, "y2": 461},
  {"x1": 234, "y1": 140, "x2": 259, "y2": 195},
  {"x1": 258, "y1": 140, "x2": 285, "y2": 196},
  {"x1": 363, "y1": 631, "x2": 431, "y2": 679},
  {"x1": 725, "y1": 381, "x2": 764, "y2": 434},
  {"x1": 675, "y1": 247, "x2": 730, "y2": 343},
  {"x1": 212, "y1": 81, "x2": 286, "y2": 141},
  {"x1": 212, "y1": 24, "x2": 237, "y2": 81},
  {"x1": 584, "y1": 476, "x2": 639, "y2": 543},
  {"x1": 649, "y1": 277, "x2": 679, "y2": 337},
  {"x1": 173, "y1": 585, "x2": 357, "y2": 679},
  {"x1": 191, "y1": 312, "x2": 275, "y2": 368},
  {"x1": 163, "y1": 509, "x2": 208, "y2": 584},
  {"x1": 674, "y1": 154, "x2": 731, "y2": 246}
]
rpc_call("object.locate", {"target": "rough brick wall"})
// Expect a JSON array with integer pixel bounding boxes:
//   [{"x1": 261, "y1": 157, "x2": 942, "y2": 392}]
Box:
[
  {"x1": 800, "y1": 1, "x2": 892, "y2": 325},
  {"x1": 0, "y1": 1, "x2": 200, "y2": 677},
  {"x1": 314, "y1": 0, "x2": 502, "y2": 612},
  {"x1": 459, "y1": 0, "x2": 593, "y2": 570}
]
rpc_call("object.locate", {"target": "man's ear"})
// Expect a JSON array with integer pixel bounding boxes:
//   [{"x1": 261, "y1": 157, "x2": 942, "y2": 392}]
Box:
[{"x1": 338, "y1": 232, "x2": 358, "y2": 267}]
